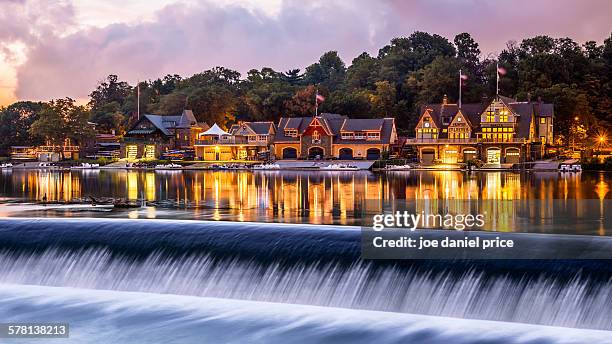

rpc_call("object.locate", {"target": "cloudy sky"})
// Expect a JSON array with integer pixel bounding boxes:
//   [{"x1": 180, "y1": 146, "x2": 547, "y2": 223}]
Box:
[{"x1": 0, "y1": 0, "x2": 610, "y2": 106}]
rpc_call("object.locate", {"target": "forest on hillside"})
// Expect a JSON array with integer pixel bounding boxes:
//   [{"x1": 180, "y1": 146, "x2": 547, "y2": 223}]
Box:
[{"x1": 1, "y1": 31, "x2": 611, "y2": 154}]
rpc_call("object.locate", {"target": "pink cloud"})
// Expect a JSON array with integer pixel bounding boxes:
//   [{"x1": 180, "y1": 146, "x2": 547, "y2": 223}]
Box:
[{"x1": 7, "y1": 0, "x2": 612, "y2": 101}]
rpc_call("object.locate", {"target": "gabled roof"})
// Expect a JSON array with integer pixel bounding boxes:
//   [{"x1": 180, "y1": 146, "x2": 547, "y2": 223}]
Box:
[
  {"x1": 247, "y1": 122, "x2": 275, "y2": 135},
  {"x1": 177, "y1": 110, "x2": 198, "y2": 127},
  {"x1": 142, "y1": 114, "x2": 172, "y2": 135},
  {"x1": 419, "y1": 102, "x2": 487, "y2": 137},
  {"x1": 230, "y1": 122, "x2": 276, "y2": 135},
  {"x1": 274, "y1": 113, "x2": 395, "y2": 144}
]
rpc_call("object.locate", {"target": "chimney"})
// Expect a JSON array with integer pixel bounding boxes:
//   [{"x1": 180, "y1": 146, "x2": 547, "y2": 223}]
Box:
[
  {"x1": 442, "y1": 94, "x2": 448, "y2": 105},
  {"x1": 527, "y1": 92, "x2": 532, "y2": 103},
  {"x1": 537, "y1": 96, "x2": 542, "y2": 104},
  {"x1": 111, "y1": 129, "x2": 115, "y2": 136}
]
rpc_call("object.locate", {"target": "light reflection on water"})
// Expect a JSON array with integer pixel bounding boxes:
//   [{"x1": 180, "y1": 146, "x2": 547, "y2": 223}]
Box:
[{"x1": 0, "y1": 170, "x2": 610, "y2": 232}]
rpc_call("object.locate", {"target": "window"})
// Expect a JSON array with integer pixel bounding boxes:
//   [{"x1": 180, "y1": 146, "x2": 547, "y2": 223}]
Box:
[
  {"x1": 312, "y1": 130, "x2": 320, "y2": 143},
  {"x1": 284, "y1": 129, "x2": 298, "y2": 137},
  {"x1": 442, "y1": 129, "x2": 447, "y2": 133},
  {"x1": 500, "y1": 114, "x2": 508, "y2": 122},
  {"x1": 367, "y1": 132, "x2": 380, "y2": 140},
  {"x1": 540, "y1": 117, "x2": 546, "y2": 124},
  {"x1": 248, "y1": 135, "x2": 257, "y2": 142},
  {"x1": 341, "y1": 132, "x2": 354, "y2": 139},
  {"x1": 257, "y1": 135, "x2": 267, "y2": 142},
  {"x1": 457, "y1": 117, "x2": 462, "y2": 122},
  {"x1": 486, "y1": 110, "x2": 495, "y2": 122},
  {"x1": 355, "y1": 132, "x2": 366, "y2": 139}
]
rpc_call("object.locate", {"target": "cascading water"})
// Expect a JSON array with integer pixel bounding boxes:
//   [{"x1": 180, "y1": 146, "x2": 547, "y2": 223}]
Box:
[{"x1": 0, "y1": 218, "x2": 611, "y2": 332}]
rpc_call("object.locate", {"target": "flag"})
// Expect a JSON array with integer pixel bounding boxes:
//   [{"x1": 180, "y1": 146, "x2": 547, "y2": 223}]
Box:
[
  {"x1": 497, "y1": 66, "x2": 507, "y2": 75},
  {"x1": 460, "y1": 73, "x2": 468, "y2": 80},
  {"x1": 316, "y1": 94, "x2": 325, "y2": 103}
]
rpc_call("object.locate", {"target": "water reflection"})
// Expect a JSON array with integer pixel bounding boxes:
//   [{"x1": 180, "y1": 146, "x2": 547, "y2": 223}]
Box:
[{"x1": 0, "y1": 170, "x2": 610, "y2": 231}]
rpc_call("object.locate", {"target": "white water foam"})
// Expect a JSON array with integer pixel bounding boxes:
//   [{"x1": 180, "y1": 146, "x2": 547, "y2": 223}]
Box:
[
  {"x1": 0, "y1": 284, "x2": 610, "y2": 344},
  {"x1": 0, "y1": 248, "x2": 610, "y2": 330}
]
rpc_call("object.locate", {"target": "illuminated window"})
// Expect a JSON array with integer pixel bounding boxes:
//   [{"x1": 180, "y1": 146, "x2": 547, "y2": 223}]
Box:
[
  {"x1": 312, "y1": 131, "x2": 320, "y2": 142},
  {"x1": 500, "y1": 115, "x2": 508, "y2": 122},
  {"x1": 540, "y1": 117, "x2": 546, "y2": 124},
  {"x1": 284, "y1": 129, "x2": 298, "y2": 137}
]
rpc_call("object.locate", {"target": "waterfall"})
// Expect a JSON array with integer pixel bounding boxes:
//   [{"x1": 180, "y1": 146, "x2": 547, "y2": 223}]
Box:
[{"x1": 0, "y1": 218, "x2": 611, "y2": 331}]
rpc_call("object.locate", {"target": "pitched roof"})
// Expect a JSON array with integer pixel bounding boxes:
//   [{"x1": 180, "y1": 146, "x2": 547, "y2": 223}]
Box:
[
  {"x1": 341, "y1": 118, "x2": 384, "y2": 131},
  {"x1": 420, "y1": 95, "x2": 554, "y2": 139},
  {"x1": 247, "y1": 122, "x2": 275, "y2": 135},
  {"x1": 275, "y1": 114, "x2": 395, "y2": 144},
  {"x1": 201, "y1": 123, "x2": 230, "y2": 136}
]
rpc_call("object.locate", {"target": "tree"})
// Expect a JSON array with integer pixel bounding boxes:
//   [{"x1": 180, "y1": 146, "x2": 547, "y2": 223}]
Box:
[
  {"x1": 408, "y1": 56, "x2": 462, "y2": 104},
  {"x1": 29, "y1": 98, "x2": 94, "y2": 159},
  {"x1": 454, "y1": 32, "x2": 482, "y2": 79},
  {"x1": 0, "y1": 101, "x2": 44, "y2": 154},
  {"x1": 345, "y1": 52, "x2": 378, "y2": 90},
  {"x1": 304, "y1": 51, "x2": 346, "y2": 90},
  {"x1": 187, "y1": 86, "x2": 238, "y2": 126},
  {"x1": 89, "y1": 101, "x2": 127, "y2": 134},
  {"x1": 88, "y1": 75, "x2": 132, "y2": 110},
  {"x1": 370, "y1": 81, "x2": 396, "y2": 117},
  {"x1": 285, "y1": 85, "x2": 317, "y2": 117},
  {"x1": 282, "y1": 69, "x2": 303, "y2": 85}
]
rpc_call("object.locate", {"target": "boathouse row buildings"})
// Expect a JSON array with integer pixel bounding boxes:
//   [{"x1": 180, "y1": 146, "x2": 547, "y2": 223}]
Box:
[
  {"x1": 411, "y1": 95, "x2": 554, "y2": 164},
  {"x1": 117, "y1": 95, "x2": 553, "y2": 163}
]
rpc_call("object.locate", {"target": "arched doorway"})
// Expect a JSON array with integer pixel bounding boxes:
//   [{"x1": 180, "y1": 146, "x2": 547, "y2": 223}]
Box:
[
  {"x1": 282, "y1": 147, "x2": 298, "y2": 159},
  {"x1": 366, "y1": 148, "x2": 381, "y2": 160},
  {"x1": 421, "y1": 148, "x2": 436, "y2": 164},
  {"x1": 338, "y1": 148, "x2": 354, "y2": 160},
  {"x1": 505, "y1": 148, "x2": 520, "y2": 164},
  {"x1": 308, "y1": 147, "x2": 324, "y2": 160},
  {"x1": 486, "y1": 148, "x2": 501, "y2": 164},
  {"x1": 462, "y1": 148, "x2": 477, "y2": 162},
  {"x1": 442, "y1": 147, "x2": 458, "y2": 164}
]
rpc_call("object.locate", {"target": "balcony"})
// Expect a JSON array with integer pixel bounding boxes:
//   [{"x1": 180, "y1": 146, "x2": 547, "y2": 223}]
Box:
[
  {"x1": 38, "y1": 145, "x2": 80, "y2": 152},
  {"x1": 407, "y1": 138, "x2": 478, "y2": 144},
  {"x1": 195, "y1": 137, "x2": 269, "y2": 146},
  {"x1": 406, "y1": 138, "x2": 527, "y2": 144},
  {"x1": 122, "y1": 137, "x2": 163, "y2": 144}
]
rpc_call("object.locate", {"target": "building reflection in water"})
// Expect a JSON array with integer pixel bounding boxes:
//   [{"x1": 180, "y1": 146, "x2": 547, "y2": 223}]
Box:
[{"x1": 0, "y1": 170, "x2": 609, "y2": 232}]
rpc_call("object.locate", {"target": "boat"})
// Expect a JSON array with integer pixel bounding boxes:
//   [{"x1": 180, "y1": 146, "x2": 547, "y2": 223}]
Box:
[
  {"x1": 154, "y1": 163, "x2": 183, "y2": 170},
  {"x1": 319, "y1": 163, "x2": 359, "y2": 171},
  {"x1": 384, "y1": 164, "x2": 412, "y2": 171},
  {"x1": 252, "y1": 164, "x2": 280, "y2": 170},
  {"x1": 559, "y1": 163, "x2": 582, "y2": 172},
  {"x1": 70, "y1": 163, "x2": 100, "y2": 169}
]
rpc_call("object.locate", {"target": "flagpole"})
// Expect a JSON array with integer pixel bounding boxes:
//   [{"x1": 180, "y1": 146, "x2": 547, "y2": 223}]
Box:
[
  {"x1": 315, "y1": 87, "x2": 318, "y2": 117},
  {"x1": 459, "y1": 69, "x2": 462, "y2": 109},
  {"x1": 137, "y1": 81, "x2": 140, "y2": 121},
  {"x1": 496, "y1": 62, "x2": 499, "y2": 97}
]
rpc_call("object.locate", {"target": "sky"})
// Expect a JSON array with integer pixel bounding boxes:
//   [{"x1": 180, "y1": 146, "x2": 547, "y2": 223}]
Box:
[{"x1": 0, "y1": 0, "x2": 610, "y2": 106}]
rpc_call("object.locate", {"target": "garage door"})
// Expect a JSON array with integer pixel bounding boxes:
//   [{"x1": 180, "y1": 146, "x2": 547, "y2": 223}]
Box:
[
  {"x1": 421, "y1": 149, "x2": 435, "y2": 164},
  {"x1": 282, "y1": 147, "x2": 298, "y2": 159},
  {"x1": 366, "y1": 148, "x2": 381, "y2": 160},
  {"x1": 338, "y1": 148, "x2": 354, "y2": 160},
  {"x1": 505, "y1": 149, "x2": 520, "y2": 163},
  {"x1": 463, "y1": 150, "x2": 477, "y2": 162}
]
